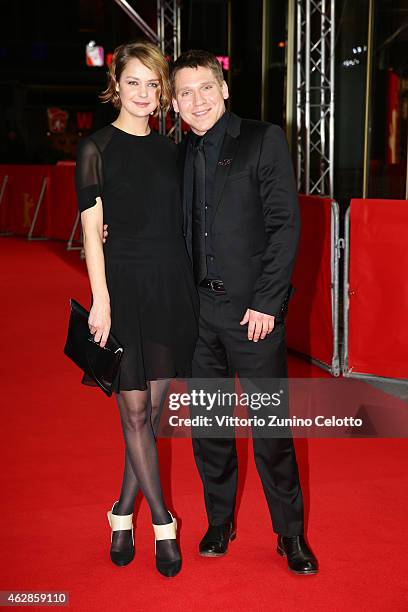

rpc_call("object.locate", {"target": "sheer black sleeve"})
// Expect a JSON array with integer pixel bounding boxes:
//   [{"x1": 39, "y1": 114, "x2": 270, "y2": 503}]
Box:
[{"x1": 75, "y1": 137, "x2": 103, "y2": 213}]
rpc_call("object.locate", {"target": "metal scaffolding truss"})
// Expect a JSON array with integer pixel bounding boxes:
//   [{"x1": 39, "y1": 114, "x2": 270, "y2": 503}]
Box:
[
  {"x1": 67, "y1": 1, "x2": 182, "y2": 251},
  {"x1": 157, "y1": 1, "x2": 181, "y2": 141},
  {"x1": 113, "y1": 0, "x2": 181, "y2": 141},
  {"x1": 296, "y1": 0, "x2": 335, "y2": 197},
  {"x1": 113, "y1": 0, "x2": 159, "y2": 42},
  {"x1": 157, "y1": 0, "x2": 181, "y2": 61}
]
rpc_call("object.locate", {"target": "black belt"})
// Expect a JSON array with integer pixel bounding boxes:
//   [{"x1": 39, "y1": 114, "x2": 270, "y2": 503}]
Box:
[{"x1": 199, "y1": 279, "x2": 226, "y2": 293}]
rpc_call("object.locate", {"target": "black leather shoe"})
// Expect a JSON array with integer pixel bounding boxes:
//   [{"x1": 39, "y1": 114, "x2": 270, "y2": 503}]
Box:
[
  {"x1": 199, "y1": 523, "x2": 236, "y2": 557},
  {"x1": 277, "y1": 535, "x2": 318, "y2": 575}
]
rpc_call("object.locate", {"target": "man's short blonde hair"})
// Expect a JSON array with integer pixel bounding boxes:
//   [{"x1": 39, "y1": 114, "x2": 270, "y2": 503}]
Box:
[{"x1": 170, "y1": 50, "x2": 224, "y2": 95}]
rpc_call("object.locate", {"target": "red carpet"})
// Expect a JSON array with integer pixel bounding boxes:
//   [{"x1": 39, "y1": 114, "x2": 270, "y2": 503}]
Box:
[{"x1": 1, "y1": 238, "x2": 407, "y2": 611}]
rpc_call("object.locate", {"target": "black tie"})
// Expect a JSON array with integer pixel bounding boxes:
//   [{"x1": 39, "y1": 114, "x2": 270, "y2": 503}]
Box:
[{"x1": 192, "y1": 139, "x2": 208, "y2": 284}]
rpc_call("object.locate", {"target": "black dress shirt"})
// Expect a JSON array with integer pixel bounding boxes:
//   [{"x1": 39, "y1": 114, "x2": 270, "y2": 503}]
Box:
[{"x1": 185, "y1": 111, "x2": 230, "y2": 279}]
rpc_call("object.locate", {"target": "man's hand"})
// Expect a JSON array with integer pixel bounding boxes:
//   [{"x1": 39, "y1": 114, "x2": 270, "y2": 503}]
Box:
[
  {"x1": 240, "y1": 308, "x2": 275, "y2": 342},
  {"x1": 102, "y1": 223, "x2": 108, "y2": 244}
]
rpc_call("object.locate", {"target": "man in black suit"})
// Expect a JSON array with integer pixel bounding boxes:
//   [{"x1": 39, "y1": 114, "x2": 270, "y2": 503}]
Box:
[{"x1": 171, "y1": 50, "x2": 318, "y2": 575}]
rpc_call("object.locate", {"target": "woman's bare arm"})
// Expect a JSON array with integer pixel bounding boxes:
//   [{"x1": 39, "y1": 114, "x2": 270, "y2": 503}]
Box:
[{"x1": 81, "y1": 197, "x2": 111, "y2": 348}]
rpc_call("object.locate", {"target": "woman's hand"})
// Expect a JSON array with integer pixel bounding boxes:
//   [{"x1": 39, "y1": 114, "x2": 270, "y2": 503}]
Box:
[{"x1": 89, "y1": 299, "x2": 111, "y2": 348}]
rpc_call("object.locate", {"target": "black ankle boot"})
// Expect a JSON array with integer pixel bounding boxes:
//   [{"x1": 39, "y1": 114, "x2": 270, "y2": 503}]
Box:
[
  {"x1": 107, "y1": 500, "x2": 135, "y2": 567},
  {"x1": 152, "y1": 512, "x2": 181, "y2": 577}
]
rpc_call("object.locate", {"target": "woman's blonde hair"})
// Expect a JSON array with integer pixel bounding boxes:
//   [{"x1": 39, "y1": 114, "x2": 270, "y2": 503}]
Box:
[{"x1": 100, "y1": 41, "x2": 171, "y2": 115}]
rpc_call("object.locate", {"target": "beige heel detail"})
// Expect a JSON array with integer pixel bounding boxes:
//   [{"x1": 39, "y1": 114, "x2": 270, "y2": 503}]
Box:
[
  {"x1": 107, "y1": 501, "x2": 134, "y2": 544},
  {"x1": 152, "y1": 512, "x2": 177, "y2": 553},
  {"x1": 153, "y1": 513, "x2": 177, "y2": 540}
]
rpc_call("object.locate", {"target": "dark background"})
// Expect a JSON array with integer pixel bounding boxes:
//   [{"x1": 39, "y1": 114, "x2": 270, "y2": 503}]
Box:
[
  {"x1": 0, "y1": 0, "x2": 407, "y2": 202},
  {"x1": 0, "y1": 0, "x2": 275, "y2": 163}
]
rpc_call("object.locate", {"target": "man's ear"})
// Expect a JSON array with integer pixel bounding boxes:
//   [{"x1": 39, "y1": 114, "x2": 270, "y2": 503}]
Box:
[
  {"x1": 172, "y1": 98, "x2": 179, "y2": 113},
  {"x1": 222, "y1": 81, "x2": 229, "y2": 101}
]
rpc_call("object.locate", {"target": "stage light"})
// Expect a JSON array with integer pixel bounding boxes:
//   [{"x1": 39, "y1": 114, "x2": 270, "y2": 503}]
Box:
[
  {"x1": 216, "y1": 56, "x2": 230, "y2": 70},
  {"x1": 342, "y1": 58, "x2": 361, "y2": 68},
  {"x1": 86, "y1": 41, "x2": 104, "y2": 67}
]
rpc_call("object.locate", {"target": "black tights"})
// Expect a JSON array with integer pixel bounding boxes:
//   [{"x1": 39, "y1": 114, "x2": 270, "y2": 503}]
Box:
[{"x1": 111, "y1": 380, "x2": 179, "y2": 561}]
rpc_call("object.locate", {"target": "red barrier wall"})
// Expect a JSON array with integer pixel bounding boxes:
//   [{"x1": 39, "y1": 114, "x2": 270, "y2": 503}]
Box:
[
  {"x1": 0, "y1": 165, "x2": 52, "y2": 236},
  {"x1": 0, "y1": 164, "x2": 77, "y2": 240},
  {"x1": 47, "y1": 163, "x2": 77, "y2": 240},
  {"x1": 347, "y1": 199, "x2": 408, "y2": 379},
  {"x1": 286, "y1": 195, "x2": 334, "y2": 367},
  {"x1": 0, "y1": 167, "x2": 11, "y2": 233}
]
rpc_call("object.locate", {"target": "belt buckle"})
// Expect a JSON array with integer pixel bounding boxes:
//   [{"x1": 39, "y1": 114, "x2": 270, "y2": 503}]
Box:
[{"x1": 209, "y1": 280, "x2": 217, "y2": 291}]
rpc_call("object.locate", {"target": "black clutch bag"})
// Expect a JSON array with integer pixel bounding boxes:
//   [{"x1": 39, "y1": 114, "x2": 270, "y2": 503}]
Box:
[{"x1": 64, "y1": 298, "x2": 124, "y2": 397}]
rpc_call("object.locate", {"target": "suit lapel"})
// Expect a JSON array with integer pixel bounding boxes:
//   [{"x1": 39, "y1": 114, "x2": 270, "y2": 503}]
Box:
[
  {"x1": 212, "y1": 114, "x2": 241, "y2": 220},
  {"x1": 177, "y1": 138, "x2": 190, "y2": 234},
  {"x1": 177, "y1": 139, "x2": 187, "y2": 183}
]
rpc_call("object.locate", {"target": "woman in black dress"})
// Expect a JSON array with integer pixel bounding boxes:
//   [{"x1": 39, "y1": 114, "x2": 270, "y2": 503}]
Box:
[{"x1": 75, "y1": 41, "x2": 198, "y2": 577}]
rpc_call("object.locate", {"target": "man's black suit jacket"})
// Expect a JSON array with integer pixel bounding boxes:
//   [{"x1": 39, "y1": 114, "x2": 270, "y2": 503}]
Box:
[{"x1": 178, "y1": 112, "x2": 300, "y2": 320}]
